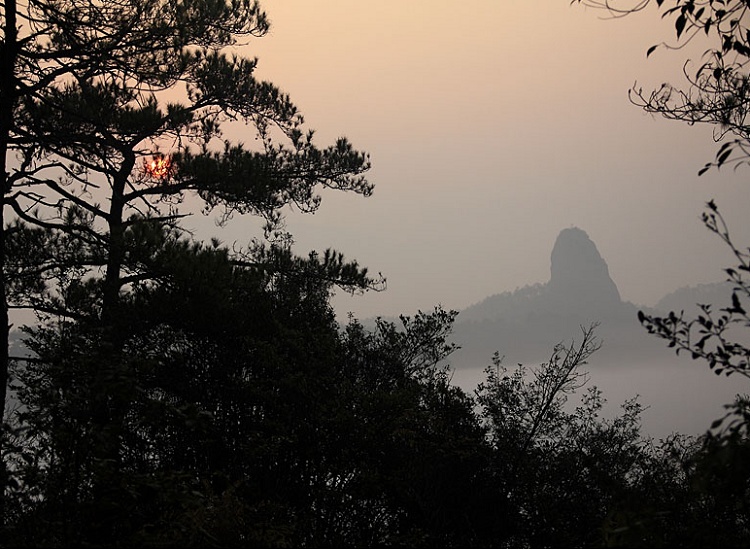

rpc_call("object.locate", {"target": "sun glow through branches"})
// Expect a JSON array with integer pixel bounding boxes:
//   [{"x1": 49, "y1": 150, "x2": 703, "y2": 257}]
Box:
[{"x1": 143, "y1": 153, "x2": 175, "y2": 181}]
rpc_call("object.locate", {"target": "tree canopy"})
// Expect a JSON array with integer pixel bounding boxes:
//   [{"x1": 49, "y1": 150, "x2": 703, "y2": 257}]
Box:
[
  {"x1": 0, "y1": 0, "x2": 376, "y2": 532},
  {"x1": 573, "y1": 0, "x2": 750, "y2": 173}
]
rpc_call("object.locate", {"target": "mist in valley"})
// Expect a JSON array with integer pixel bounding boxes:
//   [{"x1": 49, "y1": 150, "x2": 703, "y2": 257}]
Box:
[{"x1": 445, "y1": 227, "x2": 743, "y2": 439}]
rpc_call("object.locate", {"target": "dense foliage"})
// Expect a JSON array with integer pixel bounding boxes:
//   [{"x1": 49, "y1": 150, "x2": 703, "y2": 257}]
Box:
[
  {"x1": 5, "y1": 250, "x2": 749, "y2": 546},
  {"x1": 4, "y1": 226, "x2": 746, "y2": 547}
]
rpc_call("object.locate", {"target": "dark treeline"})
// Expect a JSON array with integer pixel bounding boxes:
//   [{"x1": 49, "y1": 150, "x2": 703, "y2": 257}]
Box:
[
  {"x1": 4, "y1": 224, "x2": 750, "y2": 548},
  {"x1": 1, "y1": 0, "x2": 750, "y2": 547}
]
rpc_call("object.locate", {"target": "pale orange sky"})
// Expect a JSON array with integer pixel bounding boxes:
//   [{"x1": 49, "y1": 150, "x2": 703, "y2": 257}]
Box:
[{"x1": 189, "y1": 0, "x2": 750, "y2": 320}]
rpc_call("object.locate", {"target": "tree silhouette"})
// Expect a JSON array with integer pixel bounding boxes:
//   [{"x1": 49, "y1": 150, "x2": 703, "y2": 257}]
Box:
[
  {"x1": 1, "y1": 0, "x2": 376, "y2": 532},
  {"x1": 572, "y1": 0, "x2": 750, "y2": 173},
  {"x1": 570, "y1": 2, "x2": 750, "y2": 543}
]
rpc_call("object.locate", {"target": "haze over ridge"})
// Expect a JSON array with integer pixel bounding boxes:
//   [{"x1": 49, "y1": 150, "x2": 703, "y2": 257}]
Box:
[{"x1": 448, "y1": 226, "x2": 739, "y2": 438}]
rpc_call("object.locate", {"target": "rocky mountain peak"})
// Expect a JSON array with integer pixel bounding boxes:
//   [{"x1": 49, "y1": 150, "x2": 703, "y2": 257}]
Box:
[{"x1": 548, "y1": 227, "x2": 621, "y2": 310}]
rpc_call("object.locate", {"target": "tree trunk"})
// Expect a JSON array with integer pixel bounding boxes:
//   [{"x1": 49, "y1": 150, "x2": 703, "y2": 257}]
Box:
[
  {"x1": 0, "y1": 0, "x2": 18, "y2": 528},
  {"x1": 88, "y1": 165, "x2": 132, "y2": 543}
]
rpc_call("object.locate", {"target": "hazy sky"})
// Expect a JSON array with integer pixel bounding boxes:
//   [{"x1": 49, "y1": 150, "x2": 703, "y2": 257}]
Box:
[{"x1": 189, "y1": 0, "x2": 750, "y2": 321}]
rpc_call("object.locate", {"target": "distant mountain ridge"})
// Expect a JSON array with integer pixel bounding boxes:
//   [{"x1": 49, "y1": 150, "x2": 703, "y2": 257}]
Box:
[
  {"x1": 447, "y1": 227, "x2": 745, "y2": 439},
  {"x1": 655, "y1": 281, "x2": 733, "y2": 316},
  {"x1": 451, "y1": 227, "x2": 723, "y2": 368},
  {"x1": 461, "y1": 228, "x2": 623, "y2": 324}
]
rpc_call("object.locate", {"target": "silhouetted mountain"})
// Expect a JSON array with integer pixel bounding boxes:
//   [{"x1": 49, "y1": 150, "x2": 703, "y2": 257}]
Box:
[
  {"x1": 549, "y1": 227, "x2": 620, "y2": 306},
  {"x1": 462, "y1": 228, "x2": 624, "y2": 321},
  {"x1": 453, "y1": 227, "x2": 653, "y2": 368},
  {"x1": 655, "y1": 281, "x2": 733, "y2": 317},
  {"x1": 448, "y1": 228, "x2": 742, "y2": 437}
]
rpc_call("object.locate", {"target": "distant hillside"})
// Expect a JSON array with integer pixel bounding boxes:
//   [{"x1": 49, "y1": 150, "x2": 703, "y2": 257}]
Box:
[
  {"x1": 447, "y1": 228, "x2": 741, "y2": 438},
  {"x1": 655, "y1": 281, "x2": 733, "y2": 317},
  {"x1": 461, "y1": 228, "x2": 623, "y2": 324},
  {"x1": 460, "y1": 283, "x2": 547, "y2": 324},
  {"x1": 451, "y1": 227, "x2": 661, "y2": 367}
]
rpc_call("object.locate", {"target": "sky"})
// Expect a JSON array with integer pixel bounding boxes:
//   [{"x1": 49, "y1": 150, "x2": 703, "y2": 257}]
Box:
[{"x1": 188, "y1": 0, "x2": 750, "y2": 321}]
